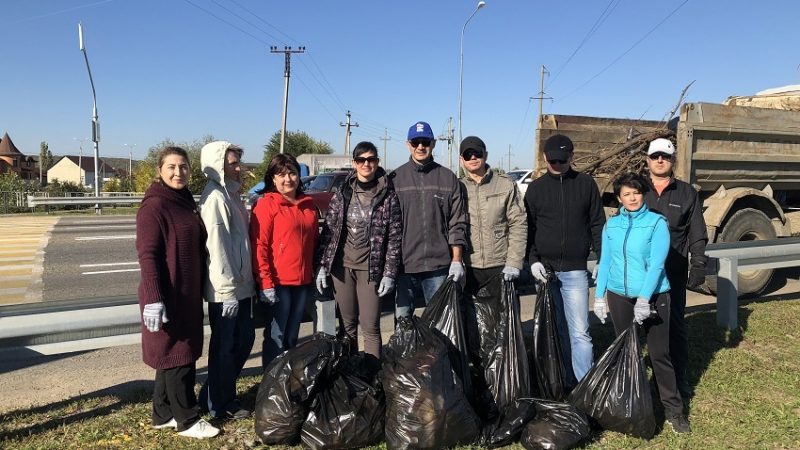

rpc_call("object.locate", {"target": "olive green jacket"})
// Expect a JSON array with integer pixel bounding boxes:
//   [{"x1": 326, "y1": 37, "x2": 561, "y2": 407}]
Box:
[{"x1": 460, "y1": 167, "x2": 527, "y2": 269}]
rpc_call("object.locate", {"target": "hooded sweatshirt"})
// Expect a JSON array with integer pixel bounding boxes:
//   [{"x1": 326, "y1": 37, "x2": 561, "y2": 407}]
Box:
[{"x1": 198, "y1": 140, "x2": 255, "y2": 303}]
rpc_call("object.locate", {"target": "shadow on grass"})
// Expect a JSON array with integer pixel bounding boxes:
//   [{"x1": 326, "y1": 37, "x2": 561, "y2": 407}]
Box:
[{"x1": 0, "y1": 380, "x2": 152, "y2": 442}]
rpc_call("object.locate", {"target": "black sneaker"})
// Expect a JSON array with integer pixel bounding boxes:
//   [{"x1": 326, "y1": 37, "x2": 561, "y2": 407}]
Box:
[{"x1": 665, "y1": 415, "x2": 691, "y2": 434}]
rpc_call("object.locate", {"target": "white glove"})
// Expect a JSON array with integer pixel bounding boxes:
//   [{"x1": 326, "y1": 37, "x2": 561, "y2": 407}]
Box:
[
  {"x1": 259, "y1": 288, "x2": 278, "y2": 305},
  {"x1": 591, "y1": 264, "x2": 599, "y2": 280},
  {"x1": 449, "y1": 261, "x2": 465, "y2": 282},
  {"x1": 316, "y1": 267, "x2": 328, "y2": 294},
  {"x1": 530, "y1": 262, "x2": 547, "y2": 283},
  {"x1": 502, "y1": 266, "x2": 520, "y2": 281},
  {"x1": 221, "y1": 298, "x2": 239, "y2": 318},
  {"x1": 593, "y1": 297, "x2": 608, "y2": 324},
  {"x1": 634, "y1": 297, "x2": 651, "y2": 324},
  {"x1": 377, "y1": 276, "x2": 395, "y2": 297},
  {"x1": 142, "y1": 302, "x2": 168, "y2": 332}
]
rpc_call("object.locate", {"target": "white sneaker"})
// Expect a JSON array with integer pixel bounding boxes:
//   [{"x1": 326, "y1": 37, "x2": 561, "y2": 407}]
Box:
[
  {"x1": 177, "y1": 419, "x2": 219, "y2": 439},
  {"x1": 152, "y1": 418, "x2": 177, "y2": 429}
]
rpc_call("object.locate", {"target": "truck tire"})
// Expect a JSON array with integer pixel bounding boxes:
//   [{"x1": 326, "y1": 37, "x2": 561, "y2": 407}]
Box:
[{"x1": 708, "y1": 208, "x2": 776, "y2": 295}]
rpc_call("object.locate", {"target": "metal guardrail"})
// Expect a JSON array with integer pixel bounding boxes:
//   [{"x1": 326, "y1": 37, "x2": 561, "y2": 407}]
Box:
[
  {"x1": 705, "y1": 237, "x2": 800, "y2": 330},
  {"x1": 27, "y1": 195, "x2": 145, "y2": 207},
  {"x1": 0, "y1": 296, "x2": 336, "y2": 354}
]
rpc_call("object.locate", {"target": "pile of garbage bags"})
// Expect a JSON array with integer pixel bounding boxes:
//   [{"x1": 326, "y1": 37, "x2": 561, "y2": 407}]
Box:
[{"x1": 254, "y1": 276, "x2": 660, "y2": 449}]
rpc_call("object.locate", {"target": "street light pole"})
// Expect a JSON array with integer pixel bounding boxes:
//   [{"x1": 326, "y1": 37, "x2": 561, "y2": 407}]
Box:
[
  {"x1": 457, "y1": 1, "x2": 486, "y2": 146},
  {"x1": 79, "y1": 22, "x2": 101, "y2": 214}
]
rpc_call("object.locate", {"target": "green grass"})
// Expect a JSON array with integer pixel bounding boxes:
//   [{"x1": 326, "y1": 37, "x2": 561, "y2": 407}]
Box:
[{"x1": 2, "y1": 300, "x2": 799, "y2": 449}]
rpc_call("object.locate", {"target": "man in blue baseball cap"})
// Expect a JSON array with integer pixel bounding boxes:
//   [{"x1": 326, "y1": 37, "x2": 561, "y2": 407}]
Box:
[{"x1": 390, "y1": 121, "x2": 468, "y2": 318}]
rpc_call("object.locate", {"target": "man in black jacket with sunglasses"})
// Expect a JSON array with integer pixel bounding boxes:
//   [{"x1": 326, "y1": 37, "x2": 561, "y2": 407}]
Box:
[
  {"x1": 644, "y1": 137, "x2": 708, "y2": 402},
  {"x1": 524, "y1": 133, "x2": 606, "y2": 384}
]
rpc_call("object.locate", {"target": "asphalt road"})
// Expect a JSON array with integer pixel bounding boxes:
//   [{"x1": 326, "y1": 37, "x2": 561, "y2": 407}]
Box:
[{"x1": 42, "y1": 215, "x2": 139, "y2": 303}]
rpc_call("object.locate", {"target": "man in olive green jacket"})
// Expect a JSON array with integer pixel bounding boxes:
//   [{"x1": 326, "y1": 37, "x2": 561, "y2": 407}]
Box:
[
  {"x1": 459, "y1": 135, "x2": 527, "y2": 395},
  {"x1": 459, "y1": 135, "x2": 528, "y2": 291}
]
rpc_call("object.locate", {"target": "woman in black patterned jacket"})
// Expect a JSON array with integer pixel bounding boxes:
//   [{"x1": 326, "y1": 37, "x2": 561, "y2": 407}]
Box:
[{"x1": 315, "y1": 141, "x2": 402, "y2": 362}]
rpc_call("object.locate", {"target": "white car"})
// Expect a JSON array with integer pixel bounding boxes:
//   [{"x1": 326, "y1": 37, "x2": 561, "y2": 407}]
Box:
[{"x1": 506, "y1": 169, "x2": 534, "y2": 197}]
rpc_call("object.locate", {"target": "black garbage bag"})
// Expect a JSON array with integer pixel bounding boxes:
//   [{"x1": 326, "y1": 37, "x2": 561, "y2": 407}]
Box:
[
  {"x1": 301, "y1": 354, "x2": 385, "y2": 449},
  {"x1": 254, "y1": 333, "x2": 347, "y2": 445},
  {"x1": 382, "y1": 316, "x2": 480, "y2": 450},
  {"x1": 478, "y1": 398, "x2": 538, "y2": 448},
  {"x1": 567, "y1": 323, "x2": 656, "y2": 439},
  {"x1": 520, "y1": 399, "x2": 591, "y2": 450},
  {"x1": 531, "y1": 278, "x2": 573, "y2": 400},
  {"x1": 473, "y1": 277, "x2": 533, "y2": 446},
  {"x1": 420, "y1": 276, "x2": 473, "y2": 399}
]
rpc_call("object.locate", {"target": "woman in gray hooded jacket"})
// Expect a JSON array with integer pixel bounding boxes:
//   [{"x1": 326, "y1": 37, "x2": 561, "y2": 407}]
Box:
[{"x1": 197, "y1": 140, "x2": 255, "y2": 420}]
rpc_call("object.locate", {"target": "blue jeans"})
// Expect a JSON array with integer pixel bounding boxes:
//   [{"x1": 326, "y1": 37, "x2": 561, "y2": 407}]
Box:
[
  {"x1": 200, "y1": 298, "x2": 255, "y2": 417},
  {"x1": 551, "y1": 270, "x2": 593, "y2": 382},
  {"x1": 262, "y1": 284, "x2": 310, "y2": 369},
  {"x1": 395, "y1": 268, "x2": 449, "y2": 319}
]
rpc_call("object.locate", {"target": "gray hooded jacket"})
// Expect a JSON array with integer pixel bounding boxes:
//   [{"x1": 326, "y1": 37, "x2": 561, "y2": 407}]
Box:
[{"x1": 198, "y1": 140, "x2": 255, "y2": 303}]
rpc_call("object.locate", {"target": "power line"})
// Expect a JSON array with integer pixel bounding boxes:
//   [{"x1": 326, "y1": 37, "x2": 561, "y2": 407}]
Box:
[
  {"x1": 547, "y1": 0, "x2": 622, "y2": 89},
  {"x1": 182, "y1": 0, "x2": 270, "y2": 46},
  {"x1": 557, "y1": 0, "x2": 690, "y2": 103}
]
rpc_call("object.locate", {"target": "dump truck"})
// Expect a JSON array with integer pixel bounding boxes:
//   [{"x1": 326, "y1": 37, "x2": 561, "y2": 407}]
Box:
[{"x1": 535, "y1": 101, "x2": 800, "y2": 294}]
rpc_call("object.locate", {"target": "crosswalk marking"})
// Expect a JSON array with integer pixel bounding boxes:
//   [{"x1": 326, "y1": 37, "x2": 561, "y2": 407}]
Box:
[{"x1": 0, "y1": 216, "x2": 59, "y2": 306}]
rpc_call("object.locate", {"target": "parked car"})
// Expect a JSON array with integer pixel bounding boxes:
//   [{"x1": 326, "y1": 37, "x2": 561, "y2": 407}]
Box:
[
  {"x1": 305, "y1": 170, "x2": 352, "y2": 217},
  {"x1": 506, "y1": 169, "x2": 533, "y2": 196}
]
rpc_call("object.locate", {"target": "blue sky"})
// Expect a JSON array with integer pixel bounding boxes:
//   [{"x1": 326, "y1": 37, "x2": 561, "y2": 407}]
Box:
[{"x1": 2, "y1": 0, "x2": 799, "y2": 171}]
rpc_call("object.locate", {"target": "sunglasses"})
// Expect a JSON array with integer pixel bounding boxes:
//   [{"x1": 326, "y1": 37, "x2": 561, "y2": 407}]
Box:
[
  {"x1": 648, "y1": 153, "x2": 673, "y2": 161},
  {"x1": 353, "y1": 156, "x2": 379, "y2": 165},
  {"x1": 547, "y1": 159, "x2": 568, "y2": 165},
  {"x1": 410, "y1": 138, "x2": 432, "y2": 148},
  {"x1": 461, "y1": 149, "x2": 485, "y2": 161}
]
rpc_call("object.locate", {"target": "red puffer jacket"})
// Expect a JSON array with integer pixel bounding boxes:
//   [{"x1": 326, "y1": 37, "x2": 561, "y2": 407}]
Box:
[{"x1": 250, "y1": 192, "x2": 319, "y2": 290}]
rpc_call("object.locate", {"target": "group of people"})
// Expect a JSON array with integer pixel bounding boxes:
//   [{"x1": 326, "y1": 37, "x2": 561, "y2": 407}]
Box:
[{"x1": 135, "y1": 120, "x2": 707, "y2": 439}]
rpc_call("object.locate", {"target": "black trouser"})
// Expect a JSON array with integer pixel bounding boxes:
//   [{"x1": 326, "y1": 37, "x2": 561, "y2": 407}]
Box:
[
  {"x1": 153, "y1": 363, "x2": 201, "y2": 431},
  {"x1": 666, "y1": 260, "x2": 690, "y2": 396},
  {"x1": 607, "y1": 291, "x2": 683, "y2": 417}
]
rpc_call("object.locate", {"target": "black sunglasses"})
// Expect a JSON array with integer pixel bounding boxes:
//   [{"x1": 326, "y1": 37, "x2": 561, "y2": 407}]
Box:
[
  {"x1": 547, "y1": 159, "x2": 568, "y2": 165},
  {"x1": 410, "y1": 138, "x2": 432, "y2": 148},
  {"x1": 353, "y1": 156, "x2": 379, "y2": 165},
  {"x1": 461, "y1": 149, "x2": 485, "y2": 161},
  {"x1": 648, "y1": 153, "x2": 673, "y2": 161}
]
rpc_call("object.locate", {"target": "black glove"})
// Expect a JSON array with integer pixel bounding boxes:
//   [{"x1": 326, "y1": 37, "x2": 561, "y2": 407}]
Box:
[{"x1": 687, "y1": 267, "x2": 706, "y2": 289}]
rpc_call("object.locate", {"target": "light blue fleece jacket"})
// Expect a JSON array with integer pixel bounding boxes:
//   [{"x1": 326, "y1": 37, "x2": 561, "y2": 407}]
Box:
[{"x1": 594, "y1": 204, "x2": 671, "y2": 301}]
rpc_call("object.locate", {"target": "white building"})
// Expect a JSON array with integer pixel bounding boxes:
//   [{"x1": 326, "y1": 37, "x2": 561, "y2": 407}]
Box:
[{"x1": 296, "y1": 154, "x2": 352, "y2": 175}]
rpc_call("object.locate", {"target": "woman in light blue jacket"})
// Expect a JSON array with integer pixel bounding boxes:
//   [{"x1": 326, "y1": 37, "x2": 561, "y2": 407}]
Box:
[{"x1": 593, "y1": 172, "x2": 690, "y2": 434}]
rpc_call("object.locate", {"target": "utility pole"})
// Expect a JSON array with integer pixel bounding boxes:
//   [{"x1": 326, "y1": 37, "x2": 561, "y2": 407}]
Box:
[
  {"x1": 380, "y1": 128, "x2": 391, "y2": 167},
  {"x1": 270, "y1": 45, "x2": 305, "y2": 154},
  {"x1": 438, "y1": 117, "x2": 455, "y2": 171},
  {"x1": 339, "y1": 110, "x2": 359, "y2": 155},
  {"x1": 530, "y1": 65, "x2": 552, "y2": 168},
  {"x1": 508, "y1": 144, "x2": 513, "y2": 171}
]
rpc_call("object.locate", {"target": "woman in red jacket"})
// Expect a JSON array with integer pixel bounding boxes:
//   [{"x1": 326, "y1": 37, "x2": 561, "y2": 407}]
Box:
[{"x1": 250, "y1": 154, "x2": 319, "y2": 368}]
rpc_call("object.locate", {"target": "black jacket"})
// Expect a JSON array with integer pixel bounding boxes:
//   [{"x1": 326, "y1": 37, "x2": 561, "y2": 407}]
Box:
[
  {"x1": 524, "y1": 169, "x2": 605, "y2": 272},
  {"x1": 390, "y1": 158, "x2": 467, "y2": 273},
  {"x1": 644, "y1": 177, "x2": 708, "y2": 276}
]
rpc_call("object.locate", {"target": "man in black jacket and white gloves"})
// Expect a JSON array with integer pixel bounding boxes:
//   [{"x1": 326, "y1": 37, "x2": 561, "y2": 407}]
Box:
[{"x1": 524, "y1": 134, "x2": 606, "y2": 383}]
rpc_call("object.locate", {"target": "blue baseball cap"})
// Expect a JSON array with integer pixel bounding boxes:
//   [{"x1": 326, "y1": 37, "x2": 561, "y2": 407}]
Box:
[{"x1": 407, "y1": 121, "x2": 435, "y2": 140}]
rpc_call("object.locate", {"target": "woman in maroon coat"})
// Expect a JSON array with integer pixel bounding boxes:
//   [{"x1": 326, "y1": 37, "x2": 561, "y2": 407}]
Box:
[{"x1": 136, "y1": 146, "x2": 218, "y2": 439}]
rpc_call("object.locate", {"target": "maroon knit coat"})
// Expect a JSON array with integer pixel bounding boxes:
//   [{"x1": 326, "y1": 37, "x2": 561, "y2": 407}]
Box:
[{"x1": 136, "y1": 181, "x2": 207, "y2": 369}]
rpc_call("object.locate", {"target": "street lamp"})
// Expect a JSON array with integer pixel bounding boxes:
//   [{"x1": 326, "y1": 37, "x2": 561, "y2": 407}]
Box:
[
  {"x1": 124, "y1": 143, "x2": 136, "y2": 193},
  {"x1": 458, "y1": 0, "x2": 486, "y2": 145},
  {"x1": 78, "y1": 22, "x2": 101, "y2": 213}
]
